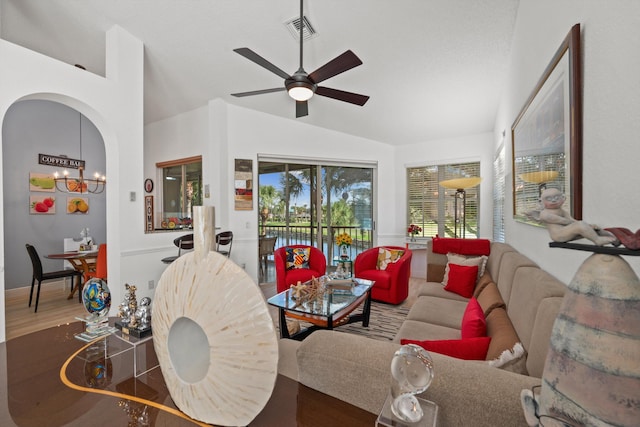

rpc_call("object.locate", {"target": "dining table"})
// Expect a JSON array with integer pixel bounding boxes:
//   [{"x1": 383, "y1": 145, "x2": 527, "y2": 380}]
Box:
[{"x1": 46, "y1": 250, "x2": 99, "y2": 299}]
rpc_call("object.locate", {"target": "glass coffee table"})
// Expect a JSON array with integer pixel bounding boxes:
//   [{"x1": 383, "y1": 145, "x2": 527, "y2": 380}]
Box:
[{"x1": 267, "y1": 277, "x2": 374, "y2": 340}]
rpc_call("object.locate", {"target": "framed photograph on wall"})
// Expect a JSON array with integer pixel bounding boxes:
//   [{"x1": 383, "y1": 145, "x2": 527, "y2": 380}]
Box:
[
  {"x1": 29, "y1": 195, "x2": 56, "y2": 214},
  {"x1": 234, "y1": 159, "x2": 253, "y2": 211},
  {"x1": 29, "y1": 172, "x2": 55, "y2": 192},
  {"x1": 512, "y1": 24, "x2": 582, "y2": 225}
]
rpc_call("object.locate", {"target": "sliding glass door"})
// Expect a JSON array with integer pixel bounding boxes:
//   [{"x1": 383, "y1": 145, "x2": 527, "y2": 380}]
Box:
[{"x1": 258, "y1": 157, "x2": 375, "y2": 277}]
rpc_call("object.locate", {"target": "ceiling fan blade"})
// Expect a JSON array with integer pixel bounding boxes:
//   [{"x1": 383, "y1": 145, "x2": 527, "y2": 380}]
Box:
[
  {"x1": 315, "y1": 86, "x2": 370, "y2": 106},
  {"x1": 233, "y1": 48, "x2": 291, "y2": 80},
  {"x1": 231, "y1": 87, "x2": 285, "y2": 97},
  {"x1": 296, "y1": 100, "x2": 309, "y2": 118},
  {"x1": 308, "y1": 50, "x2": 363, "y2": 84}
]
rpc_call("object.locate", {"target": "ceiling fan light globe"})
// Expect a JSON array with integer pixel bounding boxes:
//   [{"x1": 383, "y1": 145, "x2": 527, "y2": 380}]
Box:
[{"x1": 288, "y1": 86, "x2": 314, "y2": 101}]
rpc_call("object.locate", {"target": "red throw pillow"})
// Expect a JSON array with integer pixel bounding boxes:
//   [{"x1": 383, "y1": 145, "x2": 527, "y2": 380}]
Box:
[
  {"x1": 461, "y1": 297, "x2": 486, "y2": 338},
  {"x1": 444, "y1": 264, "x2": 478, "y2": 298},
  {"x1": 401, "y1": 337, "x2": 492, "y2": 360}
]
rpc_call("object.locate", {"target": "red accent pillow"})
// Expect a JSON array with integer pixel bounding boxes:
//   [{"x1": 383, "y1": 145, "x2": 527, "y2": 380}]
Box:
[
  {"x1": 461, "y1": 297, "x2": 486, "y2": 338},
  {"x1": 401, "y1": 337, "x2": 492, "y2": 360},
  {"x1": 432, "y1": 236, "x2": 491, "y2": 256},
  {"x1": 444, "y1": 264, "x2": 478, "y2": 298}
]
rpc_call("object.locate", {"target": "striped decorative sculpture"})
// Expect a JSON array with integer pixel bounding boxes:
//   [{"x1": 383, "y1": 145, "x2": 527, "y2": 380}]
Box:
[{"x1": 522, "y1": 253, "x2": 640, "y2": 426}]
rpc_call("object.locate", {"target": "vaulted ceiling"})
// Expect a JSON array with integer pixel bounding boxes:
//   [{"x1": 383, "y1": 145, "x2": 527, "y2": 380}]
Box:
[{"x1": 1, "y1": 0, "x2": 519, "y2": 145}]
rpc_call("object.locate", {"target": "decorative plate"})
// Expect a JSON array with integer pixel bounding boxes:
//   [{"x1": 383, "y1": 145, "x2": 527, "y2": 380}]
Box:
[{"x1": 152, "y1": 251, "x2": 278, "y2": 426}]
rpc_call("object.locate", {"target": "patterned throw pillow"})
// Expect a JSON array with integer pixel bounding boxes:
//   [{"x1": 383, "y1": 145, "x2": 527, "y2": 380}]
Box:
[
  {"x1": 376, "y1": 247, "x2": 405, "y2": 270},
  {"x1": 285, "y1": 247, "x2": 310, "y2": 270}
]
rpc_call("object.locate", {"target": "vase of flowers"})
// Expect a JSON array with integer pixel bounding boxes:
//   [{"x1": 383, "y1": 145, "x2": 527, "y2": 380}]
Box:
[
  {"x1": 336, "y1": 232, "x2": 352, "y2": 259},
  {"x1": 407, "y1": 224, "x2": 422, "y2": 242}
]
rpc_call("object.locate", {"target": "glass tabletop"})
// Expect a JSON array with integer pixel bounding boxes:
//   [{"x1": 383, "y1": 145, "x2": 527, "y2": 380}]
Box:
[{"x1": 267, "y1": 277, "x2": 373, "y2": 318}]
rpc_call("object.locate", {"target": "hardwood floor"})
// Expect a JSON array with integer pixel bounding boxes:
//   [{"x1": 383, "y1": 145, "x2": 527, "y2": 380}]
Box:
[{"x1": 5, "y1": 280, "x2": 86, "y2": 341}]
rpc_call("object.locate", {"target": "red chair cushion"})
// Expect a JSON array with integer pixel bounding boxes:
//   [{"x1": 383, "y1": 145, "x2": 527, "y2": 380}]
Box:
[
  {"x1": 356, "y1": 269, "x2": 391, "y2": 290},
  {"x1": 284, "y1": 268, "x2": 322, "y2": 287}
]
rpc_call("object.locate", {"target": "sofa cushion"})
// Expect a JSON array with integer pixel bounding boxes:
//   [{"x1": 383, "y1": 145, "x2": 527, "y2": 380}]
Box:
[
  {"x1": 394, "y1": 319, "x2": 461, "y2": 343},
  {"x1": 476, "y1": 282, "x2": 506, "y2": 317},
  {"x1": 285, "y1": 247, "x2": 310, "y2": 270},
  {"x1": 443, "y1": 253, "x2": 488, "y2": 286},
  {"x1": 427, "y1": 263, "x2": 447, "y2": 283},
  {"x1": 407, "y1": 296, "x2": 468, "y2": 329},
  {"x1": 472, "y1": 270, "x2": 494, "y2": 298},
  {"x1": 415, "y1": 282, "x2": 470, "y2": 302},
  {"x1": 488, "y1": 342, "x2": 527, "y2": 375},
  {"x1": 376, "y1": 247, "x2": 404, "y2": 270},
  {"x1": 444, "y1": 264, "x2": 478, "y2": 298},
  {"x1": 461, "y1": 298, "x2": 486, "y2": 339},
  {"x1": 401, "y1": 337, "x2": 491, "y2": 361},
  {"x1": 485, "y1": 307, "x2": 520, "y2": 362}
]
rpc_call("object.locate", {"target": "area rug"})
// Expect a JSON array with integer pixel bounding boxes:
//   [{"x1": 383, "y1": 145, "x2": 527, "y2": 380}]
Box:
[{"x1": 332, "y1": 301, "x2": 408, "y2": 341}]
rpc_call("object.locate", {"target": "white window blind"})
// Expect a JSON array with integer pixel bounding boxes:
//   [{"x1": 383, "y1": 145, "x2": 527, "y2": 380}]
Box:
[
  {"x1": 407, "y1": 161, "x2": 481, "y2": 238},
  {"x1": 493, "y1": 145, "x2": 506, "y2": 242}
]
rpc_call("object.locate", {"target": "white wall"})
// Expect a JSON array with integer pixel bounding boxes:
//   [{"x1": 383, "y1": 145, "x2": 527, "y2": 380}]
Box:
[
  {"x1": 145, "y1": 102, "x2": 396, "y2": 282},
  {"x1": 0, "y1": 26, "x2": 144, "y2": 342},
  {"x1": 495, "y1": 0, "x2": 640, "y2": 283}
]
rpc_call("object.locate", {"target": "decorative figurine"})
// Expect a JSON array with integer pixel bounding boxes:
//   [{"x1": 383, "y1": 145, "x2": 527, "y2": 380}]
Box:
[
  {"x1": 127, "y1": 284, "x2": 139, "y2": 329},
  {"x1": 538, "y1": 188, "x2": 618, "y2": 246},
  {"x1": 117, "y1": 286, "x2": 132, "y2": 325},
  {"x1": 135, "y1": 297, "x2": 152, "y2": 329}
]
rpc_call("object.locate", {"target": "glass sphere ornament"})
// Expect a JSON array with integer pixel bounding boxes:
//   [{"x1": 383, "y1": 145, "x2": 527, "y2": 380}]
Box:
[
  {"x1": 81, "y1": 278, "x2": 111, "y2": 318},
  {"x1": 390, "y1": 344, "x2": 435, "y2": 423}
]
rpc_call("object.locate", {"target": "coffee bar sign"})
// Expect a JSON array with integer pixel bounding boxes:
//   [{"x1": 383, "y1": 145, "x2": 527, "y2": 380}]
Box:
[{"x1": 38, "y1": 154, "x2": 85, "y2": 170}]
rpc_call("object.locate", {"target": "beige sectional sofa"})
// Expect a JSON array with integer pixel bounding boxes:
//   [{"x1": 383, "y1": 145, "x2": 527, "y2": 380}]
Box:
[{"x1": 277, "y1": 241, "x2": 568, "y2": 426}]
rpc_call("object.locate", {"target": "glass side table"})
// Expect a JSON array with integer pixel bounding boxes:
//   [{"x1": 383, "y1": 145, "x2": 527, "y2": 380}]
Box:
[
  {"x1": 376, "y1": 395, "x2": 438, "y2": 427},
  {"x1": 74, "y1": 329, "x2": 159, "y2": 378}
]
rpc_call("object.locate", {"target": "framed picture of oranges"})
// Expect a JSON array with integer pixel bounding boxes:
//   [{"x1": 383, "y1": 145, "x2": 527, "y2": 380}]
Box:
[{"x1": 67, "y1": 196, "x2": 89, "y2": 214}]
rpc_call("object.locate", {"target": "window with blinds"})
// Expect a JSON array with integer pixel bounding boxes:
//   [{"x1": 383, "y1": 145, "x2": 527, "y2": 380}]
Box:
[
  {"x1": 407, "y1": 161, "x2": 481, "y2": 238},
  {"x1": 493, "y1": 145, "x2": 506, "y2": 242}
]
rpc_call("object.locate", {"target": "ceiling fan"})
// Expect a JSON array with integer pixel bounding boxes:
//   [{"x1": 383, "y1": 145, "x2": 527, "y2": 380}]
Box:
[{"x1": 231, "y1": 0, "x2": 369, "y2": 118}]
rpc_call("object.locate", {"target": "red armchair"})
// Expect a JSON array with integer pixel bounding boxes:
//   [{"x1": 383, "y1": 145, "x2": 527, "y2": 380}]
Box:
[
  {"x1": 274, "y1": 245, "x2": 327, "y2": 293},
  {"x1": 354, "y1": 246, "x2": 412, "y2": 304}
]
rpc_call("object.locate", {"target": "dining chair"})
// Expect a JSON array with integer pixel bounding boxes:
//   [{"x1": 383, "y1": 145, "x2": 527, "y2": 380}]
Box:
[
  {"x1": 26, "y1": 243, "x2": 83, "y2": 312},
  {"x1": 258, "y1": 236, "x2": 277, "y2": 279},
  {"x1": 216, "y1": 231, "x2": 233, "y2": 257},
  {"x1": 83, "y1": 243, "x2": 107, "y2": 283},
  {"x1": 161, "y1": 234, "x2": 194, "y2": 264}
]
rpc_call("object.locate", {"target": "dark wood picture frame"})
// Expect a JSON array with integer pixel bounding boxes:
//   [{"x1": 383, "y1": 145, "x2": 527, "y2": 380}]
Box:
[{"x1": 512, "y1": 24, "x2": 582, "y2": 224}]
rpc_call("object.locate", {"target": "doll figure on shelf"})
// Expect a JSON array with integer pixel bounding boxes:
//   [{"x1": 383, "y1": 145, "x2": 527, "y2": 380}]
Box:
[{"x1": 539, "y1": 188, "x2": 618, "y2": 246}]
